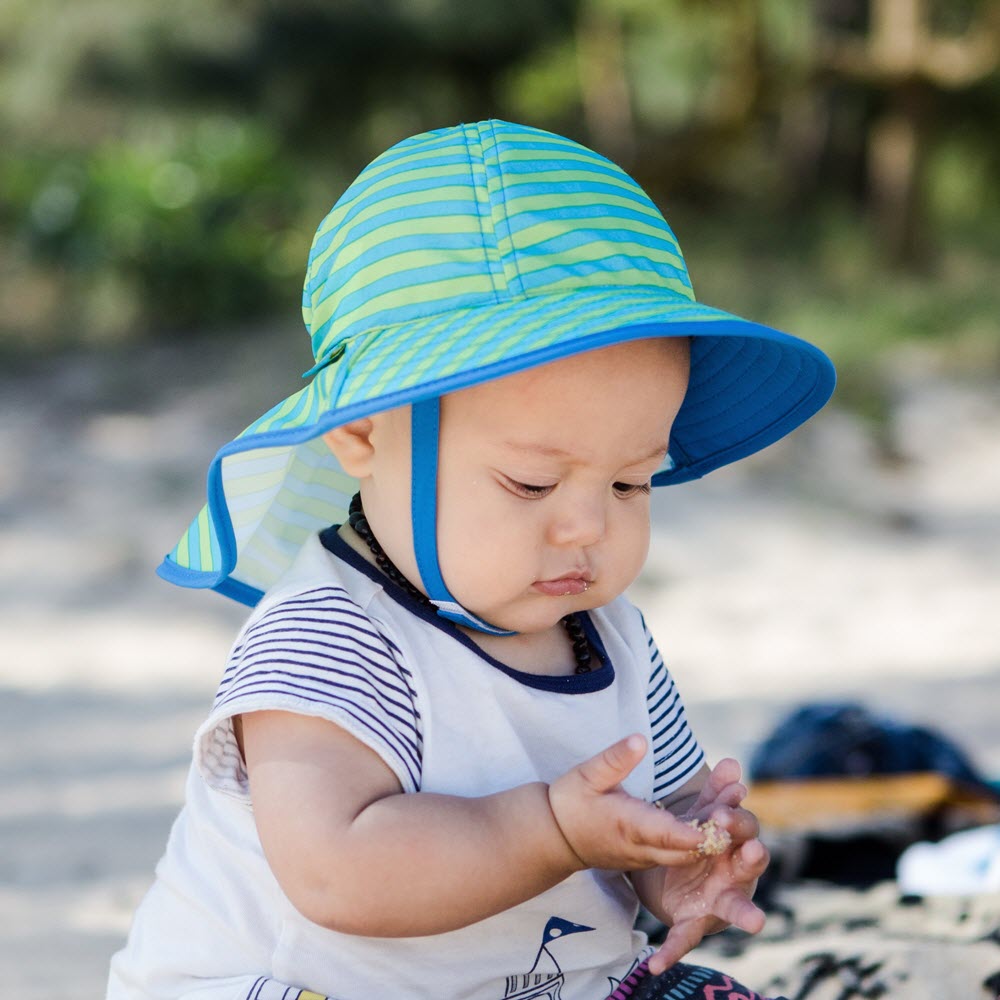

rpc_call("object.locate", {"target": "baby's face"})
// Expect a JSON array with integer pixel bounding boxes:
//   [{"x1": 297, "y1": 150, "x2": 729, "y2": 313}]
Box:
[{"x1": 387, "y1": 337, "x2": 690, "y2": 634}]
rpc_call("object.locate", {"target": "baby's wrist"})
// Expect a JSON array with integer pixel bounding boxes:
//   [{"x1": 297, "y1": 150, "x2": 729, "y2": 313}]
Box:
[{"x1": 542, "y1": 782, "x2": 589, "y2": 875}]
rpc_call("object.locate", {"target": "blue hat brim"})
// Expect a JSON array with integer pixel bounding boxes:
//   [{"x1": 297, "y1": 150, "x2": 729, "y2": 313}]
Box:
[{"x1": 158, "y1": 288, "x2": 834, "y2": 604}]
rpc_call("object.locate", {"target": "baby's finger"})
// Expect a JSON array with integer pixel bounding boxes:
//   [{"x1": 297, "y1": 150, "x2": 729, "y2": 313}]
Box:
[
  {"x1": 691, "y1": 758, "x2": 742, "y2": 811},
  {"x1": 710, "y1": 888, "x2": 766, "y2": 936},
  {"x1": 648, "y1": 918, "x2": 708, "y2": 974},
  {"x1": 703, "y1": 803, "x2": 760, "y2": 844},
  {"x1": 574, "y1": 734, "x2": 647, "y2": 794},
  {"x1": 711, "y1": 757, "x2": 742, "y2": 787},
  {"x1": 622, "y1": 804, "x2": 708, "y2": 864},
  {"x1": 697, "y1": 780, "x2": 747, "y2": 812},
  {"x1": 732, "y1": 836, "x2": 770, "y2": 879}
]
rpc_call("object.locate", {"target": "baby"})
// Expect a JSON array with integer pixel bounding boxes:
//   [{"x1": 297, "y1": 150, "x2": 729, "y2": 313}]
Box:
[{"x1": 109, "y1": 119, "x2": 835, "y2": 1000}]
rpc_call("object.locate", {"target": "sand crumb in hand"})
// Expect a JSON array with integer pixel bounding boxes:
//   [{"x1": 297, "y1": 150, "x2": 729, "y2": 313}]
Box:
[
  {"x1": 686, "y1": 817, "x2": 730, "y2": 857},
  {"x1": 650, "y1": 802, "x2": 731, "y2": 856}
]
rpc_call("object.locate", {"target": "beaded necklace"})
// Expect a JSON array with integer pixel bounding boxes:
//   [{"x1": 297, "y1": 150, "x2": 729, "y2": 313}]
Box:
[{"x1": 346, "y1": 493, "x2": 593, "y2": 674}]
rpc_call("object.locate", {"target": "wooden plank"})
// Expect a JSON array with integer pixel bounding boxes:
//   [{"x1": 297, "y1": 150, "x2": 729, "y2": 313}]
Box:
[{"x1": 745, "y1": 772, "x2": 1000, "y2": 831}]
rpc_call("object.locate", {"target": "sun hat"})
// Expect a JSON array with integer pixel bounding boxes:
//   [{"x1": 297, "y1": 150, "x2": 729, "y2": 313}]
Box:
[{"x1": 158, "y1": 118, "x2": 836, "y2": 618}]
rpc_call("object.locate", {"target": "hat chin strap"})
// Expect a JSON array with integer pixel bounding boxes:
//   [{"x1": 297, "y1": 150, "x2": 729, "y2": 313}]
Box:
[{"x1": 410, "y1": 398, "x2": 516, "y2": 637}]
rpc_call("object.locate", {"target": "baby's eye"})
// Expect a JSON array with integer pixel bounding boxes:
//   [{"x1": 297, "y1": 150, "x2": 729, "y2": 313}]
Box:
[
  {"x1": 505, "y1": 478, "x2": 555, "y2": 499},
  {"x1": 613, "y1": 481, "x2": 651, "y2": 498}
]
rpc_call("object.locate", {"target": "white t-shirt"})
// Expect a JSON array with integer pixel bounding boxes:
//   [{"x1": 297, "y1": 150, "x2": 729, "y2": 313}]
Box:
[{"x1": 109, "y1": 531, "x2": 704, "y2": 1000}]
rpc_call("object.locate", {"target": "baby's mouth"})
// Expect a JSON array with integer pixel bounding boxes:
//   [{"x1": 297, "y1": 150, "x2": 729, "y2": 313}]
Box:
[{"x1": 532, "y1": 573, "x2": 592, "y2": 597}]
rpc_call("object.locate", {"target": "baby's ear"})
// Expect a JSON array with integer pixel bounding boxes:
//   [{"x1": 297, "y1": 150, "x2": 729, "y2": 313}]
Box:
[{"x1": 323, "y1": 420, "x2": 375, "y2": 477}]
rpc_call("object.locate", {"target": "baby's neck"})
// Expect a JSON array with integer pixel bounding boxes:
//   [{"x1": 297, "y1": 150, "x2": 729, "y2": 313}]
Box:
[
  {"x1": 337, "y1": 520, "x2": 378, "y2": 567},
  {"x1": 461, "y1": 624, "x2": 582, "y2": 677}
]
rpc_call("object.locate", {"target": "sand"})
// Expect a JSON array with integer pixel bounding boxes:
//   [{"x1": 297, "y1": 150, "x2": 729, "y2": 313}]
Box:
[{"x1": 1, "y1": 329, "x2": 998, "y2": 998}]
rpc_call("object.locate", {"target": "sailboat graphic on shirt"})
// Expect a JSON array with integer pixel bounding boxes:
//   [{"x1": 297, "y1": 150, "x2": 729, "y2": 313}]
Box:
[{"x1": 500, "y1": 916, "x2": 594, "y2": 1000}]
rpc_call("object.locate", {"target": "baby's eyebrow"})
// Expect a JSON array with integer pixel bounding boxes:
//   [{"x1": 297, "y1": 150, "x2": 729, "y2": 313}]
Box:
[
  {"x1": 502, "y1": 440, "x2": 669, "y2": 465},
  {"x1": 622, "y1": 443, "x2": 670, "y2": 466},
  {"x1": 502, "y1": 441, "x2": 573, "y2": 459}
]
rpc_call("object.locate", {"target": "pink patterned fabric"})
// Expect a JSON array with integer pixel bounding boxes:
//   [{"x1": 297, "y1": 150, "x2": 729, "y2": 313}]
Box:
[
  {"x1": 605, "y1": 958, "x2": 651, "y2": 999},
  {"x1": 603, "y1": 960, "x2": 783, "y2": 1000}
]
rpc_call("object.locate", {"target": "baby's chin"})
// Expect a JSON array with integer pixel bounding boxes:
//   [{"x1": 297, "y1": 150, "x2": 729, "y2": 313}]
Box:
[{"x1": 485, "y1": 596, "x2": 601, "y2": 636}]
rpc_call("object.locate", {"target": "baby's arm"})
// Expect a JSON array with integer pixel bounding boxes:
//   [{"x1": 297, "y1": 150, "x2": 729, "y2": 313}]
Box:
[{"x1": 241, "y1": 711, "x2": 706, "y2": 937}]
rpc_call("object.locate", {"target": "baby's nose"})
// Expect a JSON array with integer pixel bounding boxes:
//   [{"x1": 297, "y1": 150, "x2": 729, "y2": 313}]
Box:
[{"x1": 547, "y1": 496, "x2": 606, "y2": 547}]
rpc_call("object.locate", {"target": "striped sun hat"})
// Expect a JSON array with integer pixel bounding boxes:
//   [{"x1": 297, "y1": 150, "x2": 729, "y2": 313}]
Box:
[{"x1": 159, "y1": 119, "x2": 835, "y2": 608}]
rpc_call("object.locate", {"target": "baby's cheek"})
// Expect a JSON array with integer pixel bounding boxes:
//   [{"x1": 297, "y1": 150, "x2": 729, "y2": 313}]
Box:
[{"x1": 616, "y1": 531, "x2": 651, "y2": 591}]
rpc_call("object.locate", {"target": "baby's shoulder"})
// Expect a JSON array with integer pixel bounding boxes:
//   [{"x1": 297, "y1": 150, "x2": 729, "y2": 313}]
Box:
[
  {"x1": 236, "y1": 580, "x2": 400, "y2": 662},
  {"x1": 240, "y1": 530, "x2": 395, "y2": 637}
]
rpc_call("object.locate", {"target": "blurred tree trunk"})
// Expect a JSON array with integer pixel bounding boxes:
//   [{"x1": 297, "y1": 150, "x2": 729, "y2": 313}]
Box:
[
  {"x1": 585, "y1": 0, "x2": 763, "y2": 198},
  {"x1": 818, "y1": 0, "x2": 1000, "y2": 267},
  {"x1": 576, "y1": 0, "x2": 636, "y2": 166}
]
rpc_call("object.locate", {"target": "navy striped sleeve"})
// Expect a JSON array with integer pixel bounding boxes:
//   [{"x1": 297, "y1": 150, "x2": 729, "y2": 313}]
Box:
[
  {"x1": 642, "y1": 617, "x2": 705, "y2": 799},
  {"x1": 196, "y1": 586, "x2": 422, "y2": 798}
]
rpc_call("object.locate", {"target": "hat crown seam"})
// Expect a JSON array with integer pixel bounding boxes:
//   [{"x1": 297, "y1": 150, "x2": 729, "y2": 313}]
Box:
[
  {"x1": 465, "y1": 121, "x2": 506, "y2": 305},
  {"x1": 483, "y1": 119, "x2": 527, "y2": 298},
  {"x1": 306, "y1": 119, "x2": 697, "y2": 366}
]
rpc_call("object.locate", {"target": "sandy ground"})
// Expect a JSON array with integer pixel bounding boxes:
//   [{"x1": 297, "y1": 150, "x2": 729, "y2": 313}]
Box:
[{"x1": 1, "y1": 328, "x2": 998, "y2": 998}]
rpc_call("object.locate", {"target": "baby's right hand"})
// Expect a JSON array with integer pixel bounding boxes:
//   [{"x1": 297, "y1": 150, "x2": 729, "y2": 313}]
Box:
[{"x1": 547, "y1": 734, "x2": 705, "y2": 872}]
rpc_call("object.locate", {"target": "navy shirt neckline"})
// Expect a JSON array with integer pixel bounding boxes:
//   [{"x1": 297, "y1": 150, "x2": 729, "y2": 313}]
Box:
[{"x1": 319, "y1": 526, "x2": 615, "y2": 694}]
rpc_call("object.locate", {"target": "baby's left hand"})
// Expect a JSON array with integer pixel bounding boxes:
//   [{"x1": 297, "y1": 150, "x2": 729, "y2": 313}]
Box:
[{"x1": 648, "y1": 759, "x2": 769, "y2": 975}]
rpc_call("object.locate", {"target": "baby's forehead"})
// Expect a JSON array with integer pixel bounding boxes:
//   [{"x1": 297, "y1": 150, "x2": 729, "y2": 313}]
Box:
[
  {"x1": 448, "y1": 336, "x2": 690, "y2": 402},
  {"x1": 440, "y1": 339, "x2": 685, "y2": 442}
]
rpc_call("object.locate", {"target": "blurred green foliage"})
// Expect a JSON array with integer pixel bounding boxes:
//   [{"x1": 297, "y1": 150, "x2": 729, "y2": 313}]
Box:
[
  {"x1": 6, "y1": 118, "x2": 304, "y2": 338},
  {"x1": 2, "y1": 0, "x2": 999, "y2": 394}
]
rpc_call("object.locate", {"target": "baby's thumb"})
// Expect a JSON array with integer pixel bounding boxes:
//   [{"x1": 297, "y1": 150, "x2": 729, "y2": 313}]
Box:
[{"x1": 576, "y1": 734, "x2": 647, "y2": 793}]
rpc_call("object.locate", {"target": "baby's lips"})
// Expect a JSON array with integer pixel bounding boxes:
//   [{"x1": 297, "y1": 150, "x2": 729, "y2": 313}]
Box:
[{"x1": 533, "y1": 577, "x2": 590, "y2": 596}]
